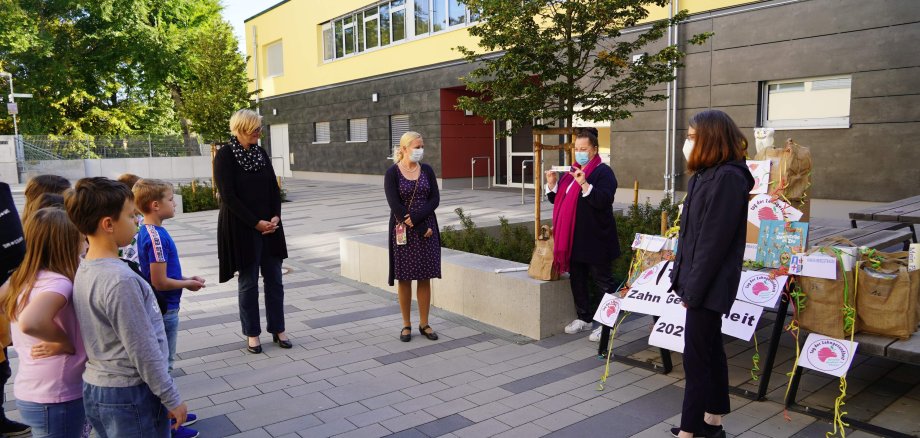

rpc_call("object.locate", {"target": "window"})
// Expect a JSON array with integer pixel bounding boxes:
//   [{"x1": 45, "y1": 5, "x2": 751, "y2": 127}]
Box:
[
  {"x1": 314, "y1": 122, "x2": 331, "y2": 143},
  {"x1": 392, "y1": 2, "x2": 406, "y2": 41},
  {"x1": 432, "y1": 0, "x2": 447, "y2": 32},
  {"x1": 348, "y1": 118, "x2": 369, "y2": 142},
  {"x1": 414, "y1": 0, "x2": 429, "y2": 36},
  {"x1": 265, "y1": 41, "x2": 283, "y2": 77},
  {"x1": 448, "y1": 0, "x2": 466, "y2": 26},
  {"x1": 380, "y1": 3, "x2": 391, "y2": 45},
  {"x1": 343, "y1": 16, "x2": 356, "y2": 55},
  {"x1": 364, "y1": 7, "x2": 378, "y2": 49},
  {"x1": 761, "y1": 75, "x2": 851, "y2": 129},
  {"x1": 334, "y1": 20, "x2": 344, "y2": 58},
  {"x1": 390, "y1": 114, "x2": 410, "y2": 148},
  {"x1": 322, "y1": 24, "x2": 334, "y2": 61}
]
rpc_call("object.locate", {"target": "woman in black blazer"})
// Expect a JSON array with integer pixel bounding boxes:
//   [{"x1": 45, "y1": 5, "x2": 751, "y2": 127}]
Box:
[
  {"x1": 669, "y1": 110, "x2": 753, "y2": 438},
  {"x1": 214, "y1": 109, "x2": 290, "y2": 354},
  {"x1": 384, "y1": 131, "x2": 441, "y2": 342},
  {"x1": 544, "y1": 129, "x2": 620, "y2": 342}
]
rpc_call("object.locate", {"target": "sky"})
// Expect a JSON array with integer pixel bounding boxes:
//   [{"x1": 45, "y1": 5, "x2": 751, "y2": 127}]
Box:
[{"x1": 220, "y1": 0, "x2": 282, "y2": 55}]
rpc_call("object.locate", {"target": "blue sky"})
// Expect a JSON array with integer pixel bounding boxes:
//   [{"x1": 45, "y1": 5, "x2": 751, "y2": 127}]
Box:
[{"x1": 220, "y1": 0, "x2": 281, "y2": 55}]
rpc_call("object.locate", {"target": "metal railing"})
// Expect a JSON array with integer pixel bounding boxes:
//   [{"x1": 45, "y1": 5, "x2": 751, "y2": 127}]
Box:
[
  {"x1": 521, "y1": 159, "x2": 533, "y2": 205},
  {"x1": 18, "y1": 135, "x2": 205, "y2": 160},
  {"x1": 470, "y1": 156, "x2": 492, "y2": 190}
]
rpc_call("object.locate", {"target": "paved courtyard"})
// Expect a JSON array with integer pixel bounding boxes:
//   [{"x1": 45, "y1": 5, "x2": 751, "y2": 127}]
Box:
[{"x1": 6, "y1": 179, "x2": 920, "y2": 438}]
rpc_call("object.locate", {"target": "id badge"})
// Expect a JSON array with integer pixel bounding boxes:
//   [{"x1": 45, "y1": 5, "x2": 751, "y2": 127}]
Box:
[{"x1": 395, "y1": 223, "x2": 407, "y2": 245}]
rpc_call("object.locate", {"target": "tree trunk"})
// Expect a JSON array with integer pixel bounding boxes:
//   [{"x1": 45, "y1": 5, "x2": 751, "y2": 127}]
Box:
[{"x1": 169, "y1": 86, "x2": 198, "y2": 156}]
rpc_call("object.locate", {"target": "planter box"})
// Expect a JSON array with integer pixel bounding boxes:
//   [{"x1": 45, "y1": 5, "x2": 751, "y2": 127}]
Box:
[{"x1": 340, "y1": 234, "x2": 575, "y2": 339}]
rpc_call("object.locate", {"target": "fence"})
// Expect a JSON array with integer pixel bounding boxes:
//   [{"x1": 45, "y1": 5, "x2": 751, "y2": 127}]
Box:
[{"x1": 21, "y1": 135, "x2": 207, "y2": 160}]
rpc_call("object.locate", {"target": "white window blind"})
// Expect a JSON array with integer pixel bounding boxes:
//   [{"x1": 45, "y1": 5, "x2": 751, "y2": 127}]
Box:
[
  {"x1": 314, "y1": 121, "x2": 331, "y2": 143},
  {"x1": 265, "y1": 41, "x2": 284, "y2": 77},
  {"x1": 348, "y1": 118, "x2": 368, "y2": 142},
  {"x1": 390, "y1": 114, "x2": 410, "y2": 148},
  {"x1": 762, "y1": 75, "x2": 851, "y2": 130}
]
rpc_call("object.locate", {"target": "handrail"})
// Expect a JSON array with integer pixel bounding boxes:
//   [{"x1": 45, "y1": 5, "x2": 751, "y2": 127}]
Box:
[
  {"x1": 471, "y1": 156, "x2": 491, "y2": 190},
  {"x1": 521, "y1": 159, "x2": 533, "y2": 205}
]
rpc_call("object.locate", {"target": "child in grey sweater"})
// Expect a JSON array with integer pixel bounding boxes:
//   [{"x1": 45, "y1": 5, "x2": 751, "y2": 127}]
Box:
[{"x1": 66, "y1": 177, "x2": 190, "y2": 438}]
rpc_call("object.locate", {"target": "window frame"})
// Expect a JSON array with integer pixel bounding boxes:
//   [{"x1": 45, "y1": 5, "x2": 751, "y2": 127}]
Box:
[
  {"x1": 313, "y1": 121, "x2": 331, "y2": 144},
  {"x1": 759, "y1": 75, "x2": 852, "y2": 130},
  {"x1": 347, "y1": 118, "x2": 369, "y2": 143}
]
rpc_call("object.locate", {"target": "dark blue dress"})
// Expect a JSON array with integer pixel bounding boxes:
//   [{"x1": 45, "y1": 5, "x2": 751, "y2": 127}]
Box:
[{"x1": 391, "y1": 170, "x2": 441, "y2": 282}]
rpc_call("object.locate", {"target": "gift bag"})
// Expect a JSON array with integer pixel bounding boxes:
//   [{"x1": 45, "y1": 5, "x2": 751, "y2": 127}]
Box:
[
  {"x1": 754, "y1": 138, "x2": 812, "y2": 201},
  {"x1": 528, "y1": 225, "x2": 559, "y2": 281},
  {"x1": 856, "y1": 251, "x2": 920, "y2": 340},
  {"x1": 797, "y1": 247, "x2": 857, "y2": 339}
]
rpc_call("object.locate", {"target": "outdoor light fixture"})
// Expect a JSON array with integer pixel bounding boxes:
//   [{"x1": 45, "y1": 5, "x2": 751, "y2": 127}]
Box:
[
  {"x1": 372, "y1": 93, "x2": 379, "y2": 102},
  {"x1": 272, "y1": 108, "x2": 278, "y2": 115}
]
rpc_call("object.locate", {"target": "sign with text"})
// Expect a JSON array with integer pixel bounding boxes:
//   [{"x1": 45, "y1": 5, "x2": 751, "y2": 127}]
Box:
[
  {"x1": 797, "y1": 333, "x2": 858, "y2": 377},
  {"x1": 746, "y1": 160, "x2": 771, "y2": 195},
  {"x1": 747, "y1": 194, "x2": 804, "y2": 228},
  {"x1": 648, "y1": 302, "x2": 687, "y2": 353},
  {"x1": 721, "y1": 300, "x2": 764, "y2": 341},
  {"x1": 790, "y1": 253, "x2": 838, "y2": 280},
  {"x1": 631, "y1": 233, "x2": 668, "y2": 252},
  {"x1": 593, "y1": 293, "x2": 622, "y2": 328},
  {"x1": 621, "y1": 261, "x2": 673, "y2": 316},
  {"x1": 736, "y1": 271, "x2": 787, "y2": 308}
]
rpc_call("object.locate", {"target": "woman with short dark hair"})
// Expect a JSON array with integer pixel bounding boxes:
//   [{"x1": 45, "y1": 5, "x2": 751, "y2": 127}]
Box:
[{"x1": 669, "y1": 109, "x2": 753, "y2": 438}]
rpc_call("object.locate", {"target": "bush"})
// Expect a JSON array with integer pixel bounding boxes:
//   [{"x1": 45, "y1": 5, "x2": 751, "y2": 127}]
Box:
[
  {"x1": 177, "y1": 180, "x2": 219, "y2": 213},
  {"x1": 177, "y1": 178, "x2": 288, "y2": 213},
  {"x1": 441, "y1": 208, "x2": 534, "y2": 263},
  {"x1": 613, "y1": 196, "x2": 679, "y2": 281}
]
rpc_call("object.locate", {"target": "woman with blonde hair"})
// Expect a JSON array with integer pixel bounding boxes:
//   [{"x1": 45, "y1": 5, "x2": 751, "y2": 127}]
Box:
[
  {"x1": 384, "y1": 131, "x2": 441, "y2": 342},
  {"x1": 214, "y1": 109, "x2": 290, "y2": 354},
  {"x1": 3, "y1": 207, "x2": 87, "y2": 437}
]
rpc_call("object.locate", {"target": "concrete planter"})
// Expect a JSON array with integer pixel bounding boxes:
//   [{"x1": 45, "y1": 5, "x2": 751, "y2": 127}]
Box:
[{"x1": 340, "y1": 234, "x2": 575, "y2": 340}]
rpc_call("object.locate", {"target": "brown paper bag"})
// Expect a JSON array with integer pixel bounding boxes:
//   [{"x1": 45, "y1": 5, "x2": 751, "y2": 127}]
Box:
[
  {"x1": 797, "y1": 247, "x2": 857, "y2": 339},
  {"x1": 856, "y1": 252, "x2": 920, "y2": 339},
  {"x1": 528, "y1": 225, "x2": 559, "y2": 281},
  {"x1": 754, "y1": 139, "x2": 813, "y2": 201}
]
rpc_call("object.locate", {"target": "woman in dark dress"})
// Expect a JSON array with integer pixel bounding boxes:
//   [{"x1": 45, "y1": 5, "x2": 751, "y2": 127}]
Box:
[
  {"x1": 669, "y1": 110, "x2": 753, "y2": 438},
  {"x1": 384, "y1": 131, "x2": 441, "y2": 342},
  {"x1": 544, "y1": 129, "x2": 620, "y2": 342},
  {"x1": 215, "y1": 109, "x2": 291, "y2": 354}
]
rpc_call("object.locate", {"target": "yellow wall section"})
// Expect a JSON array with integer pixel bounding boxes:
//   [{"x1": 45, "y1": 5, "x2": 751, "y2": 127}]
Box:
[{"x1": 245, "y1": 0, "x2": 760, "y2": 98}]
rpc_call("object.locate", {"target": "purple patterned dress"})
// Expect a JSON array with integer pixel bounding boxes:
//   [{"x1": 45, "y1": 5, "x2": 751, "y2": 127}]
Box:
[{"x1": 392, "y1": 170, "x2": 442, "y2": 281}]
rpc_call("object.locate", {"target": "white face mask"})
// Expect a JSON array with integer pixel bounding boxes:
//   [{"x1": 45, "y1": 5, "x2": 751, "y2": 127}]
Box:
[
  {"x1": 682, "y1": 139, "x2": 694, "y2": 161},
  {"x1": 409, "y1": 149, "x2": 424, "y2": 163}
]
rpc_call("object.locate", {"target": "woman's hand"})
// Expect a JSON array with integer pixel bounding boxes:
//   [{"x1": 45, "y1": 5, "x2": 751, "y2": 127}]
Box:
[
  {"x1": 544, "y1": 170, "x2": 558, "y2": 188},
  {"x1": 31, "y1": 341, "x2": 74, "y2": 359},
  {"x1": 270, "y1": 216, "x2": 280, "y2": 227},
  {"x1": 404, "y1": 214, "x2": 414, "y2": 228},
  {"x1": 256, "y1": 220, "x2": 276, "y2": 235},
  {"x1": 570, "y1": 169, "x2": 586, "y2": 186},
  {"x1": 424, "y1": 228, "x2": 433, "y2": 238}
]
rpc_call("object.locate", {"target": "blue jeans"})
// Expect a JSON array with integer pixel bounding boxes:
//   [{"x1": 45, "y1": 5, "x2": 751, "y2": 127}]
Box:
[
  {"x1": 163, "y1": 308, "x2": 180, "y2": 372},
  {"x1": 83, "y1": 382, "x2": 169, "y2": 438},
  {"x1": 16, "y1": 399, "x2": 85, "y2": 438},
  {"x1": 238, "y1": 236, "x2": 285, "y2": 336}
]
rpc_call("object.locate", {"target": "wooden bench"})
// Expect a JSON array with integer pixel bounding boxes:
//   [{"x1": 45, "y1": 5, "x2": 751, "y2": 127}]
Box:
[
  {"x1": 850, "y1": 195, "x2": 920, "y2": 243},
  {"x1": 809, "y1": 224, "x2": 914, "y2": 251}
]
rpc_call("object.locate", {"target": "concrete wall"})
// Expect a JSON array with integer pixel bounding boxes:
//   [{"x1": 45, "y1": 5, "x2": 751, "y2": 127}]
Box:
[
  {"x1": 340, "y1": 233, "x2": 576, "y2": 340},
  {"x1": 612, "y1": 0, "x2": 920, "y2": 202},
  {"x1": 22, "y1": 156, "x2": 214, "y2": 181},
  {"x1": 0, "y1": 136, "x2": 19, "y2": 184}
]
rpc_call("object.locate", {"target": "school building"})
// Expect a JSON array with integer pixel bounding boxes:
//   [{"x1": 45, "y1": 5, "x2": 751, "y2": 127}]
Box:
[{"x1": 245, "y1": 0, "x2": 920, "y2": 201}]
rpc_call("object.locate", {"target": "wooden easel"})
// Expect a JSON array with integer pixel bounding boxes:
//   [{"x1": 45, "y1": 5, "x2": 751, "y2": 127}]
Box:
[{"x1": 532, "y1": 127, "x2": 576, "y2": 239}]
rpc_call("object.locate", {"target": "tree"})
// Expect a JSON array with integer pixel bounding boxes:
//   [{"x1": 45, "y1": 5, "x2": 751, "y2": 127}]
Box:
[
  {"x1": 455, "y1": 0, "x2": 711, "y2": 132},
  {"x1": 180, "y1": 20, "x2": 256, "y2": 145}
]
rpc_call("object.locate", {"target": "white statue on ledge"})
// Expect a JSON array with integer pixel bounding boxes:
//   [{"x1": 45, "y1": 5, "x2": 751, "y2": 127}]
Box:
[{"x1": 754, "y1": 127, "x2": 775, "y2": 155}]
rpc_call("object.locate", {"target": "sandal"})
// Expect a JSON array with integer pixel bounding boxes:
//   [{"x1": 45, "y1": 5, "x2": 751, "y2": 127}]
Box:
[
  {"x1": 400, "y1": 326, "x2": 412, "y2": 342},
  {"x1": 418, "y1": 325, "x2": 439, "y2": 341}
]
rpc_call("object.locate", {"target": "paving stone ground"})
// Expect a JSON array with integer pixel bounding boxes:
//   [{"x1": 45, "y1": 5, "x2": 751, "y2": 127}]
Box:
[{"x1": 6, "y1": 179, "x2": 919, "y2": 438}]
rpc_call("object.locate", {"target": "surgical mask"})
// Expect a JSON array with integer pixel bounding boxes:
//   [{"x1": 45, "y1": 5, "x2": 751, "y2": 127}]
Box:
[
  {"x1": 575, "y1": 151, "x2": 590, "y2": 166},
  {"x1": 682, "y1": 139, "x2": 694, "y2": 161},
  {"x1": 410, "y1": 149, "x2": 424, "y2": 163}
]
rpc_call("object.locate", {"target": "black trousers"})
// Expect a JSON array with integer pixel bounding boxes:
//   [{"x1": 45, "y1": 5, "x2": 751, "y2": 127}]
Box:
[
  {"x1": 569, "y1": 260, "x2": 617, "y2": 322},
  {"x1": 680, "y1": 306, "x2": 731, "y2": 433},
  {"x1": 0, "y1": 348, "x2": 9, "y2": 421}
]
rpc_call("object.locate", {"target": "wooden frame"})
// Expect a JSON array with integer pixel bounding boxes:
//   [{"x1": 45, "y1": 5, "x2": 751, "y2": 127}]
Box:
[{"x1": 532, "y1": 127, "x2": 576, "y2": 239}]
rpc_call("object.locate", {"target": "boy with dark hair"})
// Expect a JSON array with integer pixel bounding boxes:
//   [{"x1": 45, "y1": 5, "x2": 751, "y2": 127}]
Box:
[{"x1": 65, "y1": 177, "x2": 192, "y2": 438}]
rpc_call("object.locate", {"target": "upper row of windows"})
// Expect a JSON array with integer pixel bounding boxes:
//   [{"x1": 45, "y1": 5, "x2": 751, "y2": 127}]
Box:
[{"x1": 321, "y1": 0, "x2": 480, "y2": 62}]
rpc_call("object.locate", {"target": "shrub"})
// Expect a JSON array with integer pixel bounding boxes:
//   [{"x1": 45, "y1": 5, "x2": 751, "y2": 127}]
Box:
[
  {"x1": 613, "y1": 196, "x2": 679, "y2": 281},
  {"x1": 441, "y1": 208, "x2": 534, "y2": 263},
  {"x1": 177, "y1": 178, "x2": 288, "y2": 213}
]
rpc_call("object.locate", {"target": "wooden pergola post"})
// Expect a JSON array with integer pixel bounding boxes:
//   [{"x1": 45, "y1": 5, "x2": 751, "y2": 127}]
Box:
[{"x1": 532, "y1": 127, "x2": 576, "y2": 239}]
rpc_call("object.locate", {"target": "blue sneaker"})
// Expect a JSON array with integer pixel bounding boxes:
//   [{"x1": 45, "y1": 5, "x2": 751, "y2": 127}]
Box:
[
  {"x1": 182, "y1": 413, "x2": 198, "y2": 427},
  {"x1": 172, "y1": 425, "x2": 199, "y2": 438}
]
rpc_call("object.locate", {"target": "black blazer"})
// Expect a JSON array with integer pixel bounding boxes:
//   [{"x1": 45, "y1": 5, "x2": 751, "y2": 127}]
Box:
[
  {"x1": 384, "y1": 163, "x2": 440, "y2": 286},
  {"x1": 0, "y1": 182, "x2": 25, "y2": 285},
  {"x1": 547, "y1": 163, "x2": 621, "y2": 265},
  {"x1": 214, "y1": 144, "x2": 288, "y2": 283},
  {"x1": 669, "y1": 160, "x2": 754, "y2": 314}
]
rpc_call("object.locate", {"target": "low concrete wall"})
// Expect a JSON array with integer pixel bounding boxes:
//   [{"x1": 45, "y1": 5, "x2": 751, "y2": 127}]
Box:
[
  {"x1": 340, "y1": 233, "x2": 575, "y2": 340},
  {"x1": 21, "y1": 156, "x2": 213, "y2": 181}
]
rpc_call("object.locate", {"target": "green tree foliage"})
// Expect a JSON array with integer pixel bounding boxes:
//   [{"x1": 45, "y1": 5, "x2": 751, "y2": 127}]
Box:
[
  {"x1": 456, "y1": 0, "x2": 711, "y2": 131},
  {"x1": 0, "y1": 0, "x2": 255, "y2": 149}
]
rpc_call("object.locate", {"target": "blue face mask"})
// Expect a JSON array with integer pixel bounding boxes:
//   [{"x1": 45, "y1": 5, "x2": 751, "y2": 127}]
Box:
[{"x1": 575, "y1": 151, "x2": 590, "y2": 166}]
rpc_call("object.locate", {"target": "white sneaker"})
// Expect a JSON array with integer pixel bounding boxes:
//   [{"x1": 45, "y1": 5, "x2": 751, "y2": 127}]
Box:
[
  {"x1": 564, "y1": 319, "x2": 591, "y2": 334},
  {"x1": 588, "y1": 326, "x2": 603, "y2": 342}
]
